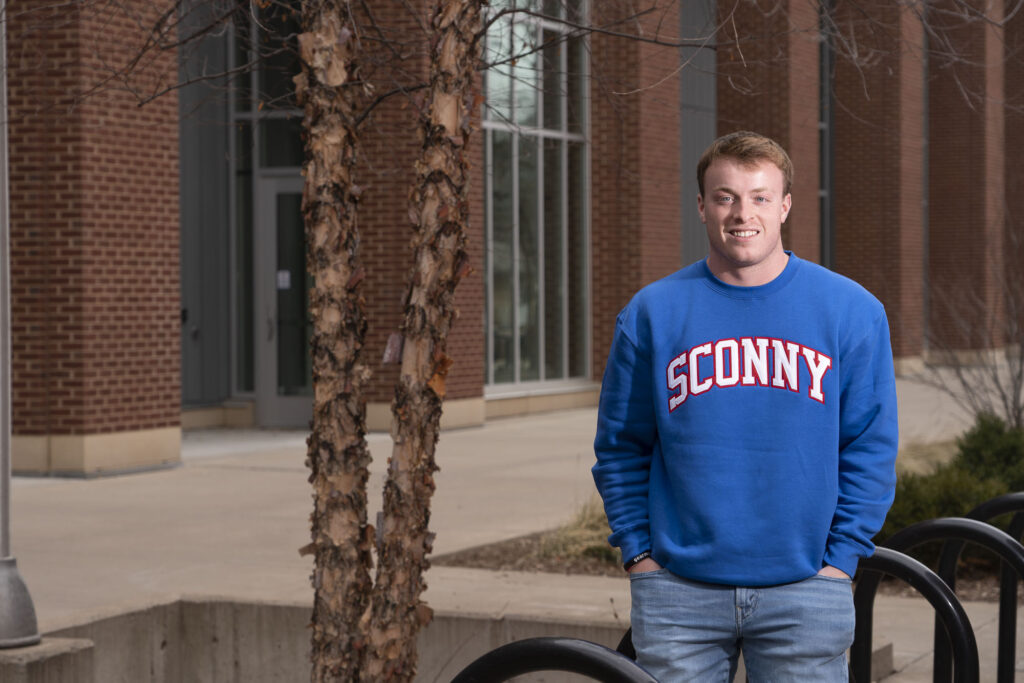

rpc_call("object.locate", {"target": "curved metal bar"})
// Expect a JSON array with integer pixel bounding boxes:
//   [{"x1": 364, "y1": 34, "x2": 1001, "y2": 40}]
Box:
[
  {"x1": 965, "y1": 492, "x2": 1024, "y2": 522},
  {"x1": 852, "y1": 547, "x2": 978, "y2": 683},
  {"x1": 931, "y1": 495, "x2": 1024, "y2": 683},
  {"x1": 450, "y1": 637, "x2": 658, "y2": 683},
  {"x1": 885, "y1": 518, "x2": 1024, "y2": 683},
  {"x1": 992, "y1": 514, "x2": 1024, "y2": 683}
]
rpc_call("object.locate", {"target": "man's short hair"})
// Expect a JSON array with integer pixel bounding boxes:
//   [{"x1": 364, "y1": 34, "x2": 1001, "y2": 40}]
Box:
[{"x1": 697, "y1": 131, "x2": 794, "y2": 197}]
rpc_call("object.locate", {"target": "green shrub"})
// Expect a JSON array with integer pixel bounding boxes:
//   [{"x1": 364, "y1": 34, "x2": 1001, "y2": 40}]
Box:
[
  {"x1": 879, "y1": 463, "x2": 1006, "y2": 542},
  {"x1": 877, "y1": 413, "x2": 1024, "y2": 571},
  {"x1": 952, "y1": 413, "x2": 1024, "y2": 491}
]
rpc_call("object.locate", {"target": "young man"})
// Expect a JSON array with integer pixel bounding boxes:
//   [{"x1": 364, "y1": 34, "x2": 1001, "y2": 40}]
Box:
[{"x1": 593, "y1": 131, "x2": 898, "y2": 681}]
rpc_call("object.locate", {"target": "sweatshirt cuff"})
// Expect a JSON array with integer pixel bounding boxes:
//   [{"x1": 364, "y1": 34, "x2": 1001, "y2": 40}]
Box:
[
  {"x1": 610, "y1": 525, "x2": 651, "y2": 567},
  {"x1": 824, "y1": 535, "x2": 872, "y2": 579}
]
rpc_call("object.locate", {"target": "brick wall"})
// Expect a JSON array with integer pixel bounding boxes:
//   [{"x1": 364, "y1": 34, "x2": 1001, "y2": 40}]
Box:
[
  {"x1": 716, "y1": 0, "x2": 820, "y2": 263},
  {"x1": 357, "y1": 0, "x2": 484, "y2": 404},
  {"x1": 927, "y1": 0, "x2": 1006, "y2": 351},
  {"x1": 832, "y1": 1, "x2": 926, "y2": 358},
  {"x1": 1007, "y1": 1, "x2": 1024, "y2": 294},
  {"x1": 589, "y1": 1, "x2": 681, "y2": 379},
  {"x1": 9, "y1": 0, "x2": 180, "y2": 435}
]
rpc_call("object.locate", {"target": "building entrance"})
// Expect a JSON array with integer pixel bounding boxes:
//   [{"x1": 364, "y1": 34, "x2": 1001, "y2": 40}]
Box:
[{"x1": 254, "y1": 175, "x2": 313, "y2": 427}]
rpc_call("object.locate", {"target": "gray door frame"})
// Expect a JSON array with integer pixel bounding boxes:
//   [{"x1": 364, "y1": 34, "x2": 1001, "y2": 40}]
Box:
[{"x1": 254, "y1": 174, "x2": 312, "y2": 428}]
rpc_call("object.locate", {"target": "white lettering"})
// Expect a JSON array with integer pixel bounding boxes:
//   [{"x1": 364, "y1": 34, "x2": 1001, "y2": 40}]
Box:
[
  {"x1": 666, "y1": 337, "x2": 833, "y2": 409},
  {"x1": 714, "y1": 339, "x2": 740, "y2": 387},
  {"x1": 689, "y1": 343, "x2": 713, "y2": 396},
  {"x1": 667, "y1": 353, "x2": 688, "y2": 411},
  {"x1": 801, "y1": 347, "x2": 832, "y2": 403},
  {"x1": 741, "y1": 337, "x2": 770, "y2": 386},
  {"x1": 771, "y1": 339, "x2": 800, "y2": 391}
]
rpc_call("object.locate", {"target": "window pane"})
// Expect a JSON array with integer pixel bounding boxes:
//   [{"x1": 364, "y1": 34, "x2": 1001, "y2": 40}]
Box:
[
  {"x1": 260, "y1": 117, "x2": 304, "y2": 167},
  {"x1": 518, "y1": 135, "x2": 540, "y2": 381},
  {"x1": 483, "y1": 2, "x2": 588, "y2": 388},
  {"x1": 276, "y1": 193, "x2": 312, "y2": 395},
  {"x1": 542, "y1": 30, "x2": 564, "y2": 131},
  {"x1": 565, "y1": 0, "x2": 585, "y2": 24},
  {"x1": 492, "y1": 130, "x2": 515, "y2": 383},
  {"x1": 567, "y1": 34, "x2": 585, "y2": 134},
  {"x1": 544, "y1": 138, "x2": 565, "y2": 379},
  {"x1": 513, "y1": 21, "x2": 539, "y2": 127},
  {"x1": 258, "y1": 2, "x2": 301, "y2": 109},
  {"x1": 568, "y1": 140, "x2": 587, "y2": 378},
  {"x1": 484, "y1": 17, "x2": 513, "y2": 122},
  {"x1": 233, "y1": 18, "x2": 252, "y2": 112},
  {"x1": 235, "y1": 123, "x2": 254, "y2": 391}
]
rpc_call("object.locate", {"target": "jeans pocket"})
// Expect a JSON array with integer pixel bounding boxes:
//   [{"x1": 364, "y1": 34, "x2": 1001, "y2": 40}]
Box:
[
  {"x1": 628, "y1": 567, "x2": 669, "y2": 581},
  {"x1": 810, "y1": 573, "x2": 853, "y2": 585}
]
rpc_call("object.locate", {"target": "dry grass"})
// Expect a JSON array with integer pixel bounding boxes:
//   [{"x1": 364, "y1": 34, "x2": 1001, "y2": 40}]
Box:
[{"x1": 537, "y1": 496, "x2": 617, "y2": 564}]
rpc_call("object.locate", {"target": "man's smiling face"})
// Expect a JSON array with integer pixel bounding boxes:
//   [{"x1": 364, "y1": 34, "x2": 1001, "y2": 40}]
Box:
[{"x1": 698, "y1": 157, "x2": 792, "y2": 287}]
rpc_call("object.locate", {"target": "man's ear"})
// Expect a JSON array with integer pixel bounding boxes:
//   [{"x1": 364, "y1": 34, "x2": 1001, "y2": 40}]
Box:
[
  {"x1": 697, "y1": 193, "x2": 706, "y2": 223},
  {"x1": 781, "y1": 193, "x2": 792, "y2": 223}
]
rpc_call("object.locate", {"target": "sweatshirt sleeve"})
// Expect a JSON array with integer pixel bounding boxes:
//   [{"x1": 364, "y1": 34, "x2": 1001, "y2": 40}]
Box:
[
  {"x1": 592, "y1": 307, "x2": 658, "y2": 565},
  {"x1": 823, "y1": 309, "x2": 899, "y2": 577}
]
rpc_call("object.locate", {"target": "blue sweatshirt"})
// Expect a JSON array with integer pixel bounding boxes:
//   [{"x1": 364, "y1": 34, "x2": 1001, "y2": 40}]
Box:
[{"x1": 592, "y1": 253, "x2": 898, "y2": 585}]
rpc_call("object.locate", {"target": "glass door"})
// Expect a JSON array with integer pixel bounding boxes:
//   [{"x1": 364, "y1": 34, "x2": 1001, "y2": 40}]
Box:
[{"x1": 254, "y1": 176, "x2": 313, "y2": 427}]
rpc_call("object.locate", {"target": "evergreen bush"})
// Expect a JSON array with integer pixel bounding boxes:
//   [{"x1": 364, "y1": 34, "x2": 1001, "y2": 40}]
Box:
[
  {"x1": 877, "y1": 413, "x2": 1024, "y2": 571},
  {"x1": 951, "y1": 413, "x2": 1024, "y2": 491}
]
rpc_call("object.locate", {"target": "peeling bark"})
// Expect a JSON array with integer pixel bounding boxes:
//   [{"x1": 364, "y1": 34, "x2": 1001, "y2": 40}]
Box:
[
  {"x1": 362, "y1": 0, "x2": 483, "y2": 680},
  {"x1": 296, "y1": 3, "x2": 373, "y2": 681}
]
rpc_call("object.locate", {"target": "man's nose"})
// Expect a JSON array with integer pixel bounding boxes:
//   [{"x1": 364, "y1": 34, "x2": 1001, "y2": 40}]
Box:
[{"x1": 732, "y1": 198, "x2": 753, "y2": 220}]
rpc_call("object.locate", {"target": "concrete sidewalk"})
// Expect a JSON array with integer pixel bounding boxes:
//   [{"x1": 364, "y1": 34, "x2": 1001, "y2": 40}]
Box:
[{"x1": 7, "y1": 377, "x2": 1018, "y2": 681}]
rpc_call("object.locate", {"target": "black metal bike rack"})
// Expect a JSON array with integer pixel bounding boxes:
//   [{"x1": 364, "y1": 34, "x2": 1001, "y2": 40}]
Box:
[
  {"x1": 852, "y1": 546, "x2": 979, "y2": 683},
  {"x1": 617, "y1": 549, "x2": 977, "y2": 683},
  {"x1": 931, "y1": 494, "x2": 1024, "y2": 683},
  {"x1": 856, "y1": 515, "x2": 1024, "y2": 683},
  {"x1": 886, "y1": 517, "x2": 1024, "y2": 683},
  {"x1": 454, "y1": 515, "x2": 1023, "y2": 682},
  {"x1": 450, "y1": 636, "x2": 657, "y2": 683}
]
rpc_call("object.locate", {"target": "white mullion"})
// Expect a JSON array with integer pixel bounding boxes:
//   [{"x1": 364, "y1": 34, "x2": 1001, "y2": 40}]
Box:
[
  {"x1": 534, "y1": 18, "x2": 545, "y2": 380},
  {"x1": 561, "y1": 138, "x2": 570, "y2": 379},
  {"x1": 510, "y1": 14, "x2": 522, "y2": 385},
  {"x1": 536, "y1": 132, "x2": 545, "y2": 381},
  {"x1": 535, "y1": 18, "x2": 544, "y2": 132},
  {"x1": 560, "y1": 31, "x2": 570, "y2": 379},
  {"x1": 485, "y1": 129, "x2": 495, "y2": 386},
  {"x1": 511, "y1": 131, "x2": 521, "y2": 385}
]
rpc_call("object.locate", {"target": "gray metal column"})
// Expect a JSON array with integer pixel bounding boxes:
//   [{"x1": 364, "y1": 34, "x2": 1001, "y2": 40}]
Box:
[
  {"x1": 0, "y1": 0, "x2": 41, "y2": 649},
  {"x1": 679, "y1": 0, "x2": 717, "y2": 265},
  {"x1": 178, "y1": 2, "x2": 232, "y2": 407}
]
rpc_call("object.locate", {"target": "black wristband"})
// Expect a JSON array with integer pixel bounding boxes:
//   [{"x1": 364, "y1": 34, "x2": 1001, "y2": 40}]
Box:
[{"x1": 624, "y1": 550, "x2": 652, "y2": 571}]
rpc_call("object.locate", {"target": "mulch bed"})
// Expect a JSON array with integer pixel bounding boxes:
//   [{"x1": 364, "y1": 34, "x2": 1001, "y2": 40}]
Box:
[{"x1": 432, "y1": 531, "x2": 1022, "y2": 603}]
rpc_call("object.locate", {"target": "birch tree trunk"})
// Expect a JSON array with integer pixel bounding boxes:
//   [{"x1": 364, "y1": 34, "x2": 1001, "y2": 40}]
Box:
[
  {"x1": 295, "y1": 3, "x2": 373, "y2": 680},
  {"x1": 361, "y1": 0, "x2": 483, "y2": 679}
]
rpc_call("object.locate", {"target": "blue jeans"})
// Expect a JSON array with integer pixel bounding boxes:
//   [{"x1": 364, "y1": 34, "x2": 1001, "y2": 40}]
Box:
[{"x1": 629, "y1": 569, "x2": 854, "y2": 682}]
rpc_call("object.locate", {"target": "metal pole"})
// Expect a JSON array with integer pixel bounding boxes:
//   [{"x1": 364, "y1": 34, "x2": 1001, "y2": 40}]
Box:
[{"x1": 0, "y1": 0, "x2": 40, "y2": 649}]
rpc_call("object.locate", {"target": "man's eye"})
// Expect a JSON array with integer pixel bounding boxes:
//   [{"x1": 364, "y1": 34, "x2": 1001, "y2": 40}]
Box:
[
  {"x1": 717, "y1": 196, "x2": 733, "y2": 204},
  {"x1": 755, "y1": 196, "x2": 769, "y2": 203}
]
